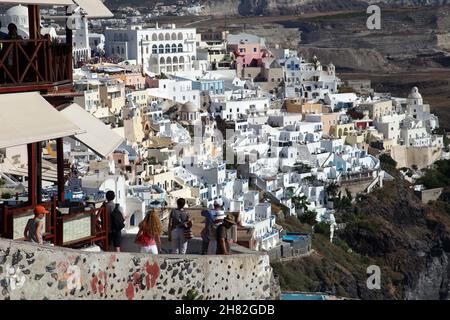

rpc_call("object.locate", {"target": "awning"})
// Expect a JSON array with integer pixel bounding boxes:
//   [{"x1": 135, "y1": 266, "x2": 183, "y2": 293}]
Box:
[
  {"x1": 59, "y1": 103, "x2": 124, "y2": 158},
  {"x1": 73, "y1": 0, "x2": 113, "y2": 18},
  {"x1": 0, "y1": 92, "x2": 84, "y2": 149},
  {"x1": 0, "y1": 0, "x2": 73, "y2": 5},
  {"x1": 0, "y1": 0, "x2": 114, "y2": 18}
]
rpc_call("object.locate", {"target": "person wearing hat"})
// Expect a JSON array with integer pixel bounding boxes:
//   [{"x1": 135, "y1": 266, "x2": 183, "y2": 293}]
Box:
[
  {"x1": 217, "y1": 214, "x2": 236, "y2": 255},
  {"x1": 24, "y1": 205, "x2": 49, "y2": 245}
]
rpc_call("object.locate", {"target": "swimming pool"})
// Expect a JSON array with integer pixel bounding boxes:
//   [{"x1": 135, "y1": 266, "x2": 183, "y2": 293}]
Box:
[
  {"x1": 281, "y1": 293, "x2": 326, "y2": 300},
  {"x1": 282, "y1": 233, "x2": 310, "y2": 242}
]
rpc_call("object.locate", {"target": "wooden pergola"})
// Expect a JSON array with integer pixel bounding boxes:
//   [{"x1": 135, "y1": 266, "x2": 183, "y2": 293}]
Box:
[{"x1": 0, "y1": 0, "x2": 114, "y2": 249}]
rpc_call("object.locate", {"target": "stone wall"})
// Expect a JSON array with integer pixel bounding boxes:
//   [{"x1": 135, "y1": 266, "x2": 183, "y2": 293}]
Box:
[{"x1": 0, "y1": 238, "x2": 273, "y2": 300}]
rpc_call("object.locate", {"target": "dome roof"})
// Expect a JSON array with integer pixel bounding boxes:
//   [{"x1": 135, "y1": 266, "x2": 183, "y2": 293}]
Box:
[
  {"x1": 408, "y1": 87, "x2": 422, "y2": 100},
  {"x1": 180, "y1": 101, "x2": 198, "y2": 113},
  {"x1": 6, "y1": 5, "x2": 28, "y2": 17}
]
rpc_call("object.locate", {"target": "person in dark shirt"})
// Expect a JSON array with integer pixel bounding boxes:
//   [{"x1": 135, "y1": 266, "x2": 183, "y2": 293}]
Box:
[
  {"x1": 168, "y1": 198, "x2": 192, "y2": 254},
  {"x1": 216, "y1": 215, "x2": 236, "y2": 255}
]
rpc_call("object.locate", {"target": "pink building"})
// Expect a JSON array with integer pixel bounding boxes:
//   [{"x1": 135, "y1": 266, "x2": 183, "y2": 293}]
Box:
[{"x1": 229, "y1": 42, "x2": 264, "y2": 68}]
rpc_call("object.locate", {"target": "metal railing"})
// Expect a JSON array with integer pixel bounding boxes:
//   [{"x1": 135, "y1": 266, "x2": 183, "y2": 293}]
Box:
[{"x1": 0, "y1": 38, "x2": 72, "y2": 91}]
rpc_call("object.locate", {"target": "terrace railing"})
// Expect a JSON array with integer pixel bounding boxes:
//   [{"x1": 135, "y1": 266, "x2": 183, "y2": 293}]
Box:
[{"x1": 0, "y1": 38, "x2": 72, "y2": 93}]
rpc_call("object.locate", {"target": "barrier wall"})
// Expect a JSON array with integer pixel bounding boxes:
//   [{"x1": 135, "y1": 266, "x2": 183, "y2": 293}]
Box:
[{"x1": 0, "y1": 238, "x2": 273, "y2": 300}]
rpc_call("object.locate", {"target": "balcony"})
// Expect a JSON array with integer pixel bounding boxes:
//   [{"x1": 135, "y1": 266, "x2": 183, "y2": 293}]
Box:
[{"x1": 0, "y1": 38, "x2": 72, "y2": 94}]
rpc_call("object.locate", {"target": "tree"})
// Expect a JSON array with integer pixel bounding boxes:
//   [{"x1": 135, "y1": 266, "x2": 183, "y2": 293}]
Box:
[
  {"x1": 292, "y1": 195, "x2": 310, "y2": 212},
  {"x1": 326, "y1": 182, "x2": 339, "y2": 199},
  {"x1": 299, "y1": 210, "x2": 317, "y2": 225}
]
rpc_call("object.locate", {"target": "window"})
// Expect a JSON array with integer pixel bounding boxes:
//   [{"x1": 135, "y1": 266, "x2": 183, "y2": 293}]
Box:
[
  {"x1": 159, "y1": 44, "x2": 164, "y2": 53},
  {"x1": 171, "y1": 44, "x2": 177, "y2": 53},
  {"x1": 152, "y1": 45, "x2": 157, "y2": 54},
  {"x1": 253, "y1": 48, "x2": 257, "y2": 52},
  {"x1": 165, "y1": 44, "x2": 170, "y2": 53},
  {"x1": 178, "y1": 44, "x2": 183, "y2": 52}
]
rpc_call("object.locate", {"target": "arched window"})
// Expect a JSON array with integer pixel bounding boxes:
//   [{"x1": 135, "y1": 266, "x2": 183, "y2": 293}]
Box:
[
  {"x1": 173, "y1": 56, "x2": 178, "y2": 64},
  {"x1": 158, "y1": 33, "x2": 164, "y2": 41},
  {"x1": 152, "y1": 34, "x2": 157, "y2": 41},
  {"x1": 146, "y1": 35, "x2": 149, "y2": 41},
  {"x1": 165, "y1": 33, "x2": 170, "y2": 41},
  {"x1": 171, "y1": 44, "x2": 177, "y2": 53},
  {"x1": 177, "y1": 32, "x2": 183, "y2": 40},
  {"x1": 179, "y1": 56, "x2": 185, "y2": 64},
  {"x1": 165, "y1": 44, "x2": 170, "y2": 53},
  {"x1": 171, "y1": 33, "x2": 177, "y2": 40},
  {"x1": 177, "y1": 44, "x2": 183, "y2": 53},
  {"x1": 158, "y1": 44, "x2": 164, "y2": 53},
  {"x1": 152, "y1": 45, "x2": 157, "y2": 54},
  {"x1": 146, "y1": 47, "x2": 149, "y2": 54},
  {"x1": 166, "y1": 57, "x2": 172, "y2": 65},
  {"x1": 160, "y1": 57, "x2": 165, "y2": 65}
]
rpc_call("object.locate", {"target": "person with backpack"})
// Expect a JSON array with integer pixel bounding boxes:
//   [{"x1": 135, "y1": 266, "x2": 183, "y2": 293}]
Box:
[
  {"x1": 135, "y1": 209, "x2": 162, "y2": 254},
  {"x1": 168, "y1": 198, "x2": 192, "y2": 254},
  {"x1": 105, "y1": 190, "x2": 126, "y2": 252},
  {"x1": 207, "y1": 207, "x2": 226, "y2": 255}
]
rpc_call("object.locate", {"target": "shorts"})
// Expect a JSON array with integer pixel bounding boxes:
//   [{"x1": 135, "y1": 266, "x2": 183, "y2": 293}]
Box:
[
  {"x1": 109, "y1": 231, "x2": 122, "y2": 248},
  {"x1": 140, "y1": 244, "x2": 158, "y2": 254}
]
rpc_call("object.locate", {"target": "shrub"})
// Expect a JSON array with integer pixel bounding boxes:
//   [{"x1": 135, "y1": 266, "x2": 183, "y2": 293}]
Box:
[
  {"x1": 314, "y1": 221, "x2": 330, "y2": 236},
  {"x1": 1, "y1": 192, "x2": 12, "y2": 199},
  {"x1": 299, "y1": 210, "x2": 316, "y2": 225}
]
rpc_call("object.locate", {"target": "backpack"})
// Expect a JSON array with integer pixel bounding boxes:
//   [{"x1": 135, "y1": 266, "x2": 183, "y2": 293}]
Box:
[{"x1": 111, "y1": 204, "x2": 125, "y2": 232}]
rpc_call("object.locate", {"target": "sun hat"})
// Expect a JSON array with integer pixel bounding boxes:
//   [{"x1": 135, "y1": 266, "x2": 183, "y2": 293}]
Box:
[{"x1": 34, "y1": 205, "x2": 49, "y2": 215}]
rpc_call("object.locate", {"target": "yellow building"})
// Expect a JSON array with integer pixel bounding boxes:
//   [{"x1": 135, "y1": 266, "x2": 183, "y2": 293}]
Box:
[
  {"x1": 286, "y1": 98, "x2": 322, "y2": 115},
  {"x1": 332, "y1": 123, "x2": 356, "y2": 138}
]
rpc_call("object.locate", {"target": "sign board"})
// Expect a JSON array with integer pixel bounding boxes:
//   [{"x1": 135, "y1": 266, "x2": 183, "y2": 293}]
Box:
[{"x1": 62, "y1": 214, "x2": 92, "y2": 244}]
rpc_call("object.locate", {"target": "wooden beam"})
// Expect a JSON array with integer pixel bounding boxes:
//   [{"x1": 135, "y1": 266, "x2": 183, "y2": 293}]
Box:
[
  {"x1": 56, "y1": 138, "x2": 65, "y2": 203},
  {"x1": 27, "y1": 143, "x2": 37, "y2": 207},
  {"x1": 28, "y1": 5, "x2": 40, "y2": 40}
]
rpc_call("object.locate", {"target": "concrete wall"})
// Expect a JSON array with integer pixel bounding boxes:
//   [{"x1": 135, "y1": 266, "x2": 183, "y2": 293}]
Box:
[{"x1": 0, "y1": 238, "x2": 273, "y2": 300}]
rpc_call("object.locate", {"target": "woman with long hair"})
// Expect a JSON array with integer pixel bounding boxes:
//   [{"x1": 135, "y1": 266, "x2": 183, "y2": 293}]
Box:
[{"x1": 135, "y1": 209, "x2": 162, "y2": 254}]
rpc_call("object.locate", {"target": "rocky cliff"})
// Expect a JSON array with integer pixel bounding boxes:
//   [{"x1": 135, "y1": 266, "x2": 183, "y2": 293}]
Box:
[
  {"x1": 202, "y1": 0, "x2": 449, "y2": 16},
  {"x1": 273, "y1": 182, "x2": 450, "y2": 299}
]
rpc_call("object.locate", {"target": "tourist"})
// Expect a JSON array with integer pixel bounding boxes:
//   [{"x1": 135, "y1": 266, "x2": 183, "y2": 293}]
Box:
[
  {"x1": 168, "y1": 198, "x2": 192, "y2": 254},
  {"x1": 7, "y1": 23, "x2": 22, "y2": 40},
  {"x1": 23, "y1": 205, "x2": 49, "y2": 245},
  {"x1": 105, "y1": 190, "x2": 126, "y2": 252},
  {"x1": 216, "y1": 214, "x2": 236, "y2": 255},
  {"x1": 200, "y1": 200, "x2": 224, "y2": 254},
  {"x1": 135, "y1": 209, "x2": 162, "y2": 254},
  {"x1": 206, "y1": 203, "x2": 226, "y2": 255}
]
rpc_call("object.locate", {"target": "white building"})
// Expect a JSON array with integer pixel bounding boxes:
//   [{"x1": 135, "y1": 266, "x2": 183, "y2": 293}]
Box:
[{"x1": 105, "y1": 24, "x2": 197, "y2": 74}]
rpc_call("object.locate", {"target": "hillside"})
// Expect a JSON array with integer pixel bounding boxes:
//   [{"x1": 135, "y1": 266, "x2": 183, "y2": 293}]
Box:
[
  {"x1": 106, "y1": 1, "x2": 450, "y2": 16},
  {"x1": 273, "y1": 180, "x2": 450, "y2": 299}
]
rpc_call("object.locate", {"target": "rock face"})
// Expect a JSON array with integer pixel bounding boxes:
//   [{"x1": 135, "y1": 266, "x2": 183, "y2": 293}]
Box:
[
  {"x1": 202, "y1": 0, "x2": 448, "y2": 16},
  {"x1": 341, "y1": 182, "x2": 450, "y2": 299},
  {"x1": 273, "y1": 182, "x2": 450, "y2": 300}
]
